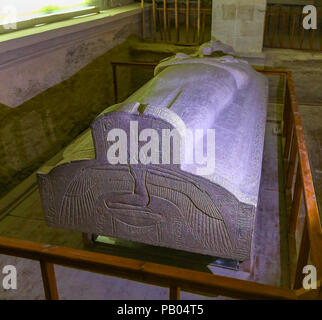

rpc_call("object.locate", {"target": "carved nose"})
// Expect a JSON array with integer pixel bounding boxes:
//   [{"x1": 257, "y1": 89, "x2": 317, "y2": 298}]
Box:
[{"x1": 105, "y1": 166, "x2": 150, "y2": 209}]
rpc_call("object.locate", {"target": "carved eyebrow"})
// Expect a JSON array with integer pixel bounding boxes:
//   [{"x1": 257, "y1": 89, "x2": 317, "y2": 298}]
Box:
[{"x1": 167, "y1": 89, "x2": 182, "y2": 109}]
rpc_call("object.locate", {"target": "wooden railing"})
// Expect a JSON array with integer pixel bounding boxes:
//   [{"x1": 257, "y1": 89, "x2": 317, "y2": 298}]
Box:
[
  {"x1": 281, "y1": 71, "x2": 322, "y2": 292},
  {"x1": 0, "y1": 236, "x2": 297, "y2": 300},
  {"x1": 264, "y1": 4, "x2": 322, "y2": 51},
  {"x1": 259, "y1": 69, "x2": 322, "y2": 298},
  {"x1": 141, "y1": 0, "x2": 211, "y2": 45},
  {"x1": 0, "y1": 67, "x2": 321, "y2": 300}
]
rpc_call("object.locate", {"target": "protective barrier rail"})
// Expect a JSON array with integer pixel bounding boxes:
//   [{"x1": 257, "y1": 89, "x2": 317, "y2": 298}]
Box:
[{"x1": 0, "y1": 236, "x2": 297, "y2": 300}]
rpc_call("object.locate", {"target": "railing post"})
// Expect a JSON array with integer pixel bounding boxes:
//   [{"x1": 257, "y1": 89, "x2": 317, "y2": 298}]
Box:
[
  {"x1": 192, "y1": 7, "x2": 197, "y2": 43},
  {"x1": 286, "y1": 132, "x2": 297, "y2": 190},
  {"x1": 167, "y1": 6, "x2": 171, "y2": 41},
  {"x1": 40, "y1": 261, "x2": 59, "y2": 300},
  {"x1": 263, "y1": 8, "x2": 268, "y2": 47},
  {"x1": 310, "y1": 29, "x2": 316, "y2": 51},
  {"x1": 283, "y1": 83, "x2": 293, "y2": 165},
  {"x1": 163, "y1": 0, "x2": 167, "y2": 41},
  {"x1": 290, "y1": 11, "x2": 297, "y2": 49},
  {"x1": 288, "y1": 164, "x2": 303, "y2": 286},
  {"x1": 197, "y1": 0, "x2": 201, "y2": 43},
  {"x1": 299, "y1": 15, "x2": 305, "y2": 49},
  {"x1": 152, "y1": 0, "x2": 157, "y2": 40},
  {"x1": 141, "y1": 0, "x2": 145, "y2": 40},
  {"x1": 175, "y1": 0, "x2": 179, "y2": 42},
  {"x1": 270, "y1": 11, "x2": 277, "y2": 47},
  {"x1": 169, "y1": 286, "x2": 180, "y2": 300},
  {"x1": 320, "y1": 12, "x2": 322, "y2": 51},
  {"x1": 112, "y1": 63, "x2": 118, "y2": 104},
  {"x1": 158, "y1": 9, "x2": 164, "y2": 40},
  {"x1": 283, "y1": 82, "x2": 291, "y2": 136},
  {"x1": 280, "y1": 11, "x2": 286, "y2": 47},
  {"x1": 186, "y1": 0, "x2": 189, "y2": 42},
  {"x1": 288, "y1": 166, "x2": 303, "y2": 235},
  {"x1": 284, "y1": 124, "x2": 293, "y2": 165},
  {"x1": 293, "y1": 217, "x2": 311, "y2": 290},
  {"x1": 201, "y1": 10, "x2": 206, "y2": 43}
]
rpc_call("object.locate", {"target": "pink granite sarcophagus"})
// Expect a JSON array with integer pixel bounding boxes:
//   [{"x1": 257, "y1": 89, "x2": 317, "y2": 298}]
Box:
[{"x1": 37, "y1": 43, "x2": 268, "y2": 261}]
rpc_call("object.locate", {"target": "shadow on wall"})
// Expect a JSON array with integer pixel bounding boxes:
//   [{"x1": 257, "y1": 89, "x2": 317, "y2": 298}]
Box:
[{"x1": 0, "y1": 41, "x2": 135, "y2": 198}]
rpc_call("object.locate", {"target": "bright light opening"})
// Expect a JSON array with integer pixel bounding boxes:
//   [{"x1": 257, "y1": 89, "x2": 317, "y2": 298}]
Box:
[{"x1": 0, "y1": 0, "x2": 91, "y2": 23}]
